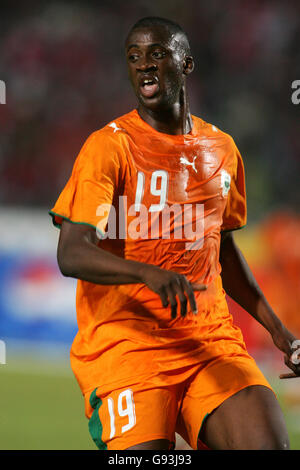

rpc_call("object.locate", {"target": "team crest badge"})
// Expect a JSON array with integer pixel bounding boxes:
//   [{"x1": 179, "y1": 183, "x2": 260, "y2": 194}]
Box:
[{"x1": 221, "y1": 170, "x2": 231, "y2": 196}]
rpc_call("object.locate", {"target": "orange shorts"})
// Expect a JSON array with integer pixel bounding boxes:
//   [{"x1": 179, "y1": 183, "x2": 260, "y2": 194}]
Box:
[{"x1": 84, "y1": 354, "x2": 273, "y2": 450}]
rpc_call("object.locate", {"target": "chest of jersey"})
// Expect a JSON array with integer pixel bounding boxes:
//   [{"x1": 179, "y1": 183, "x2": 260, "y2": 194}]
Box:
[{"x1": 123, "y1": 133, "x2": 231, "y2": 216}]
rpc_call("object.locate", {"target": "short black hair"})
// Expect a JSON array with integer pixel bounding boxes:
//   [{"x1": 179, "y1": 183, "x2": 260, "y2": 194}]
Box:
[{"x1": 126, "y1": 16, "x2": 191, "y2": 55}]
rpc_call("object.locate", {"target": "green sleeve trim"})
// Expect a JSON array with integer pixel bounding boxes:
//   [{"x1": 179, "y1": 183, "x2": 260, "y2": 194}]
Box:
[
  {"x1": 197, "y1": 412, "x2": 210, "y2": 448},
  {"x1": 88, "y1": 389, "x2": 107, "y2": 450},
  {"x1": 220, "y1": 223, "x2": 246, "y2": 234},
  {"x1": 48, "y1": 210, "x2": 106, "y2": 239}
]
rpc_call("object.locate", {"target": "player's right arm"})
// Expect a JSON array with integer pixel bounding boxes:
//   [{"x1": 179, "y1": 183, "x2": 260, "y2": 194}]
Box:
[{"x1": 57, "y1": 219, "x2": 206, "y2": 317}]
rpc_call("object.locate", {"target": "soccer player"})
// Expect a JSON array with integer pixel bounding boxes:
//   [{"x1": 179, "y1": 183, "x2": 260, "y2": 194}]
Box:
[{"x1": 49, "y1": 17, "x2": 300, "y2": 450}]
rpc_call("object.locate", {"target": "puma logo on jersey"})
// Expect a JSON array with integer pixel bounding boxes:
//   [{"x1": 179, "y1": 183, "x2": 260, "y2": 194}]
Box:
[
  {"x1": 180, "y1": 155, "x2": 198, "y2": 173},
  {"x1": 221, "y1": 169, "x2": 231, "y2": 196},
  {"x1": 108, "y1": 122, "x2": 123, "y2": 133}
]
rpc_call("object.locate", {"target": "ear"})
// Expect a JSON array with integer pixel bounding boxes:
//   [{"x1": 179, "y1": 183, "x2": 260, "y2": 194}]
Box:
[{"x1": 183, "y1": 56, "x2": 194, "y2": 75}]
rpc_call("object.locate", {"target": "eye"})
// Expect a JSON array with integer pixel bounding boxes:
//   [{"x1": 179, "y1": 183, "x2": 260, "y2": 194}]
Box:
[
  {"x1": 152, "y1": 50, "x2": 166, "y2": 59},
  {"x1": 128, "y1": 53, "x2": 139, "y2": 62}
]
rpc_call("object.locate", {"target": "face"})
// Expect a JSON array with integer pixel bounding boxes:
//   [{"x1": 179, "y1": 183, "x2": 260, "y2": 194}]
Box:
[{"x1": 125, "y1": 26, "x2": 193, "y2": 111}]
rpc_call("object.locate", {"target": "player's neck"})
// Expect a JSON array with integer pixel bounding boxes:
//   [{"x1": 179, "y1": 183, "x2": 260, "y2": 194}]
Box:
[{"x1": 137, "y1": 88, "x2": 192, "y2": 136}]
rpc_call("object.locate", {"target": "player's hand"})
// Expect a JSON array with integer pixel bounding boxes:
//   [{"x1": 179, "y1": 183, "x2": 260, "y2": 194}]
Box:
[
  {"x1": 138, "y1": 264, "x2": 207, "y2": 318},
  {"x1": 271, "y1": 326, "x2": 300, "y2": 376}
]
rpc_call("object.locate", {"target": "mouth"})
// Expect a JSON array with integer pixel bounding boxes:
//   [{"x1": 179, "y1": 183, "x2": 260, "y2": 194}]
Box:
[{"x1": 139, "y1": 76, "x2": 159, "y2": 99}]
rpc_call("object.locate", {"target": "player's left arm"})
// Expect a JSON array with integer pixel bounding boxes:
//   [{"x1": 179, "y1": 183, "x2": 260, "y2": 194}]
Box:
[{"x1": 220, "y1": 230, "x2": 300, "y2": 376}]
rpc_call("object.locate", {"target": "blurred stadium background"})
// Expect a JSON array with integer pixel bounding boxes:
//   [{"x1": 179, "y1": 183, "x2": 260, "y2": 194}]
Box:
[{"x1": 0, "y1": 0, "x2": 299, "y2": 450}]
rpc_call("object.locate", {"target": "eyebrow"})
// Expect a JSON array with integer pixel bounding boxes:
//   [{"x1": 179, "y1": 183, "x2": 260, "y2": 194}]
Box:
[{"x1": 127, "y1": 43, "x2": 165, "y2": 52}]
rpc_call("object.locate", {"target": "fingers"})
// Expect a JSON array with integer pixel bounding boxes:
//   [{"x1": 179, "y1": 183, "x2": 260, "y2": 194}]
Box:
[
  {"x1": 181, "y1": 277, "x2": 197, "y2": 314},
  {"x1": 158, "y1": 287, "x2": 169, "y2": 309},
  {"x1": 279, "y1": 373, "x2": 299, "y2": 379},
  {"x1": 152, "y1": 268, "x2": 207, "y2": 319},
  {"x1": 191, "y1": 283, "x2": 207, "y2": 292},
  {"x1": 175, "y1": 279, "x2": 188, "y2": 318},
  {"x1": 165, "y1": 284, "x2": 179, "y2": 319},
  {"x1": 163, "y1": 276, "x2": 205, "y2": 319},
  {"x1": 284, "y1": 354, "x2": 300, "y2": 376},
  {"x1": 157, "y1": 284, "x2": 179, "y2": 318},
  {"x1": 164, "y1": 278, "x2": 188, "y2": 318}
]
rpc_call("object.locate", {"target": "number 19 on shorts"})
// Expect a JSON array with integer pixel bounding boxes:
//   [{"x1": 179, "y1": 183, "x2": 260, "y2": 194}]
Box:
[{"x1": 107, "y1": 389, "x2": 136, "y2": 438}]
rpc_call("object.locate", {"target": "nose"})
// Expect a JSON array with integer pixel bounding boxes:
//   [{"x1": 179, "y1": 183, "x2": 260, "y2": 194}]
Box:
[{"x1": 136, "y1": 57, "x2": 158, "y2": 72}]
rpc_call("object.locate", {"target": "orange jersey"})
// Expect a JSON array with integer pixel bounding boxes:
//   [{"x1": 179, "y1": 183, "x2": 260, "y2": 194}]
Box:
[{"x1": 50, "y1": 109, "x2": 247, "y2": 395}]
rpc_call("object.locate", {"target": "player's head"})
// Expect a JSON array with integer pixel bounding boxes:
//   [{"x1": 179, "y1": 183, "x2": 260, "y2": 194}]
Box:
[{"x1": 125, "y1": 17, "x2": 194, "y2": 110}]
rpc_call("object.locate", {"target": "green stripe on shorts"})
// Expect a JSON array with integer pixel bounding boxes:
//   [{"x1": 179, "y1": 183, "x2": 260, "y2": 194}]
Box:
[{"x1": 88, "y1": 388, "x2": 107, "y2": 450}]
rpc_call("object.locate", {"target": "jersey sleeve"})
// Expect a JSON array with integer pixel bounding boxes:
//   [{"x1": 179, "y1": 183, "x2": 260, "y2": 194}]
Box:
[
  {"x1": 49, "y1": 130, "x2": 123, "y2": 236},
  {"x1": 221, "y1": 140, "x2": 247, "y2": 232}
]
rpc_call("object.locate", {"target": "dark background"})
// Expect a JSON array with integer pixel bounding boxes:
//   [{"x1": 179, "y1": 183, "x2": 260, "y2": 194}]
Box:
[{"x1": 1, "y1": 0, "x2": 299, "y2": 222}]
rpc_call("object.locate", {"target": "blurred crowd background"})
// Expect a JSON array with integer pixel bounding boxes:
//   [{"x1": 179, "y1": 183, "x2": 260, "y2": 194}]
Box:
[
  {"x1": 0, "y1": 0, "x2": 300, "y2": 450},
  {"x1": 0, "y1": 0, "x2": 299, "y2": 215}
]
